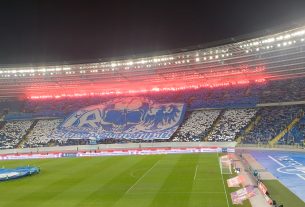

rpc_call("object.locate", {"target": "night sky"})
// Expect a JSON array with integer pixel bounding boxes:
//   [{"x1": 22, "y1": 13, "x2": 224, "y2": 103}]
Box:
[{"x1": 0, "y1": 0, "x2": 305, "y2": 65}]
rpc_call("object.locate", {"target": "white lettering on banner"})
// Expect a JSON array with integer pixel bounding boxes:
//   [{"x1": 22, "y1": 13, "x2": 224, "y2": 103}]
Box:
[
  {"x1": 78, "y1": 109, "x2": 103, "y2": 128},
  {"x1": 57, "y1": 98, "x2": 186, "y2": 140}
]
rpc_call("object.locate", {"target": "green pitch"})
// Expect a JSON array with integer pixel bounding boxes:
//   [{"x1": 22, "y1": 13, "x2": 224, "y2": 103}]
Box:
[
  {"x1": 0, "y1": 153, "x2": 250, "y2": 207},
  {"x1": 263, "y1": 180, "x2": 305, "y2": 207}
]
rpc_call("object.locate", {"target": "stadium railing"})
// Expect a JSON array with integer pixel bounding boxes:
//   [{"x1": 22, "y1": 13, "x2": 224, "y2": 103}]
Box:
[
  {"x1": 0, "y1": 141, "x2": 237, "y2": 155},
  {"x1": 237, "y1": 143, "x2": 304, "y2": 150}
]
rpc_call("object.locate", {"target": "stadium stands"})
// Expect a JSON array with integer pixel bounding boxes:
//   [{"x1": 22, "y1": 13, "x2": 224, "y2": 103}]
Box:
[
  {"x1": 207, "y1": 109, "x2": 257, "y2": 142},
  {"x1": 242, "y1": 106, "x2": 304, "y2": 144},
  {"x1": 0, "y1": 24, "x2": 305, "y2": 148},
  {"x1": 17, "y1": 78, "x2": 305, "y2": 115},
  {"x1": 22, "y1": 119, "x2": 63, "y2": 148},
  {"x1": 21, "y1": 84, "x2": 260, "y2": 115},
  {"x1": 172, "y1": 110, "x2": 220, "y2": 142},
  {"x1": 0, "y1": 120, "x2": 33, "y2": 149},
  {"x1": 259, "y1": 78, "x2": 305, "y2": 103},
  {"x1": 280, "y1": 114, "x2": 305, "y2": 144},
  {"x1": 0, "y1": 105, "x2": 304, "y2": 148}
]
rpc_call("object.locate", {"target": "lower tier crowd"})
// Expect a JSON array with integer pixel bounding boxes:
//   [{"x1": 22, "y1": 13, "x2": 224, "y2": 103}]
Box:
[{"x1": 0, "y1": 105, "x2": 304, "y2": 149}]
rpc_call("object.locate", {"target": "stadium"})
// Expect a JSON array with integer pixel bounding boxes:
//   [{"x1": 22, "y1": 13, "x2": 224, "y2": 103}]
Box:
[{"x1": 1, "y1": 5, "x2": 305, "y2": 207}]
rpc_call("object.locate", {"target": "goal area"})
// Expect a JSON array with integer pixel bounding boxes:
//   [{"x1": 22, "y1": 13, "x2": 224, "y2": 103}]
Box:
[{"x1": 219, "y1": 155, "x2": 232, "y2": 174}]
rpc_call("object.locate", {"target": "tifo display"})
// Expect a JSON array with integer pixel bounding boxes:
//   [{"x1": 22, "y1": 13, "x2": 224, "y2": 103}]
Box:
[{"x1": 59, "y1": 98, "x2": 186, "y2": 140}]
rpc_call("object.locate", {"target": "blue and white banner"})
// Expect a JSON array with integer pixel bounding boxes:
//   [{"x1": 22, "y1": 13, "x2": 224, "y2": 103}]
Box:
[
  {"x1": 0, "y1": 166, "x2": 40, "y2": 181},
  {"x1": 56, "y1": 97, "x2": 186, "y2": 140}
]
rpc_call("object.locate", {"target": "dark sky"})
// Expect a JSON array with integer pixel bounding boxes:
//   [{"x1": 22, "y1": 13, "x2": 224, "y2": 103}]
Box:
[{"x1": 0, "y1": 0, "x2": 305, "y2": 65}]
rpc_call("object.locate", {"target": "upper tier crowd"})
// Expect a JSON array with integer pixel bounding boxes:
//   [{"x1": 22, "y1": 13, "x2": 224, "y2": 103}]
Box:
[
  {"x1": 12, "y1": 77, "x2": 305, "y2": 116},
  {"x1": 22, "y1": 83, "x2": 260, "y2": 116}
]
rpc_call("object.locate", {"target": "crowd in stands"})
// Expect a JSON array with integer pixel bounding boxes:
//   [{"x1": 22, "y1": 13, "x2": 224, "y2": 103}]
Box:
[
  {"x1": 207, "y1": 109, "x2": 257, "y2": 142},
  {"x1": 23, "y1": 96, "x2": 111, "y2": 116},
  {"x1": 19, "y1": 77, "x2": 305, "y2": 118},
  {"x1": 23, "y1": 83, "x2": 261, "y2": 116},
  {"x1": 259, "y1": 78, "x2": 305, "y2": 103},
  {"x1": 0, "y1": 105, "x2": 304, "y2": 149},
  {"x1": 280, "y1": 114, "x2": 305, "y2": 144},
  {"x1": 172, "y1": 110, "x2": 220, "y2": 142},
  {"x1": 0, "y1": 120, "x2": 33, "y2": 149},
  {"x1": 0, "y1": 99, "x2": 23, "y2": 113},
  {"x1": 242, "y1": 106, "x2": 304, "y2": 144},
  {"x1": 22, "y1": 119, "x2": 63, "y2": 148}
]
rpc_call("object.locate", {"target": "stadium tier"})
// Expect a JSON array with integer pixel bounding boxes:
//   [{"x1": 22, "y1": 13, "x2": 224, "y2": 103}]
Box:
[
  {"x1": 0, "y1": 24, "x2": 305, "y2": 149},
  {"x1": 0, "y1": 104, "x2": 304, "y2": 149}
]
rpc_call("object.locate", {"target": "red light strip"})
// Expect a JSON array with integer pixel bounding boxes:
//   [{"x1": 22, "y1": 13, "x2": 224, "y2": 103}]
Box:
[
  {"x1": 27, "y1": 65, "x2": 267, "y2": 100},
  {"x1": 28, "y1": 78, "x2": 266, "y2": 100}
]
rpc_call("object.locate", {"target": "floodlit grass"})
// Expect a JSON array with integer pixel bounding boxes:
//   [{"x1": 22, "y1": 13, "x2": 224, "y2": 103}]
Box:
[
  {"x1": 0, "y1": 153, "x2": 250, "y2": 207},
  {"x1": 263, "y1": 180, "x2": 305, "y2": 207}
]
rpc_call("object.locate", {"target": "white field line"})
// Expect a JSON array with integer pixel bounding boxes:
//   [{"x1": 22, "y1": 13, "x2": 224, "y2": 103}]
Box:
[
  {"x1": 297, "y1": 174, "x2": 305, "y2": 181},
  {"x1": 126, "y1": 159, "x2": 160, "y2": 194},
  {"x1": 194, "y1": 164, "x2": 198, "y2": 181},
  {"x1": 218, "y1": 153, "x2": 230, "y2": 207},
  {"x1": 196, "y1": 178, "x2": 223, "y2": 180},
  {"x1": 268, "y1": 155, "x2": 285, "y2": 167},
  {"x1": 269, "y1": 155, "x2": 305, "y2": 181},
  {"x1": 128, "y1": 191, "x2": 225, "y2": 194}
]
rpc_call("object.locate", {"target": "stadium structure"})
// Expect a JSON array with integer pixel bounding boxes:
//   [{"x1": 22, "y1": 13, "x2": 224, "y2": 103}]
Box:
[{"x1": 0, "y1": 23, "x2": 305, "y2": 207}]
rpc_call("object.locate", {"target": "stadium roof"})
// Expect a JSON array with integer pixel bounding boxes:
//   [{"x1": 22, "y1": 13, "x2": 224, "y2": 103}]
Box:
[{"x1": 0, "y1": 19, "x2": 305, "y2": 68}]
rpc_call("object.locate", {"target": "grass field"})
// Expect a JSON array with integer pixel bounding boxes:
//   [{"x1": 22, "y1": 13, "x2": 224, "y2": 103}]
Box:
[
  {"x1": 0, "y1": 153, "x2": 251, "y2": 207},
  {"x1": 263, "y1": 180, "x2": 305, "y2": 207}
]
